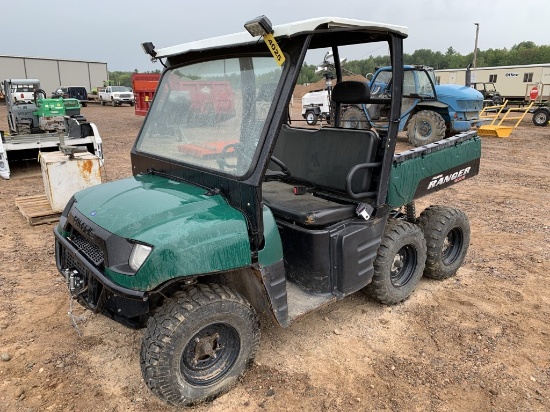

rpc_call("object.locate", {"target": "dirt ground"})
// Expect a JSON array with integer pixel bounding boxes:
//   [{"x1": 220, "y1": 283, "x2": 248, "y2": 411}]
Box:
[{"x1": 0, "y1": 104, "x2": 549, "y2": 412}]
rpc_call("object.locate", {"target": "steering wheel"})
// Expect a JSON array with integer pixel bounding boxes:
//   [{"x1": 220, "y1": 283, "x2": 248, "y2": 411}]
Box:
[
  {"x1": 269, "y1": 155, "x2": 290, "y2": 176},
  {"x1": 217, "y1": 142, "x2": 252, "y2": 172}
]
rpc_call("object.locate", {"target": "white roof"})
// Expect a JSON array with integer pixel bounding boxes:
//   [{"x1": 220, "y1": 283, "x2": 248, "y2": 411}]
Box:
[{"x1": 155, "y1": 17, "x2": 408, "y2": 59}]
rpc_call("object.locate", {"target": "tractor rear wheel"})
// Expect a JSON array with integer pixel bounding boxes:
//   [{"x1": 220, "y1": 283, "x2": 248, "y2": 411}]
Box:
[
  {"x1": 407, "y1": 110, "x2": 446, "y2": 146},
  {"x1": 418, "y1": 205, "x2": 470, "y2": 280},
  {"x1": 366, "y1": 220, "x2": 426, "y2": 304},
  {"x1": 341, "y1": 106, "x2": 370, "y2": 130},
  {"x1": 140, "y1": 283, "x2": 260, "y2": 406}
]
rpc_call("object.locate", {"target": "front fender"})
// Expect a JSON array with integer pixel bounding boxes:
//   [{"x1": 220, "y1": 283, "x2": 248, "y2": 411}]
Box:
[{"x1": 74, "y1": 175, "x2": 253, "y2": 291}]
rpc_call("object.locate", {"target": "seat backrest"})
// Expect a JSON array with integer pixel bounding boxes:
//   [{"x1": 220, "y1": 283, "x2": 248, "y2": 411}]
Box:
[
  {"x1": 331, "y1": 80, "x2": 371, "y2": 104},
  {"x1": 273, "y1": 124, "x2": 379, "y2": 195}
]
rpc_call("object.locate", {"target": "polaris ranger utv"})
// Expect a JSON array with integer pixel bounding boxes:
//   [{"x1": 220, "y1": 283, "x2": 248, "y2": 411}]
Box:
[{"x1": 54, "y1": 17, "x2": 481, "y2": 406}]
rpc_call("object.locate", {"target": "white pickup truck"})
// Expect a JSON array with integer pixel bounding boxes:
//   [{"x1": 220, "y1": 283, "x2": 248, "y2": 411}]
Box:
[{"x1": 98, "y1": 86, "x2": 135, "y2": 107}]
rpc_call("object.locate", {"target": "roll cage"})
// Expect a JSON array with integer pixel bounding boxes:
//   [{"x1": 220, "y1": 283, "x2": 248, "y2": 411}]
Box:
[{"x1": 131, "y1": 24, "x2": 406, "y2": 254}]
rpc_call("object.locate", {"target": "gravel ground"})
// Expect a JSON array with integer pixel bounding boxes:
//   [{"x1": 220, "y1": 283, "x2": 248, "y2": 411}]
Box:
[{"x1": 0, "y1": 104, "x2": 548, "y2": 412}]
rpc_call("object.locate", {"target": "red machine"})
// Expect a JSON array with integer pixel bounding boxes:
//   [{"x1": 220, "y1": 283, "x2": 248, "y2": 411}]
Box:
[{"x1": 132, "y1": 73, "x2": 160, "y2": 116}]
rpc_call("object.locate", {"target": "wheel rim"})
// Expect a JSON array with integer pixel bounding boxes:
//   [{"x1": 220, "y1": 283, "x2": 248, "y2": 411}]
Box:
[
  {"x1": 180, "y1": 323, "x2": 240, "y2": 386},
  {"x1": 306, "y1": 112, "x2": 315, "y2": 124},
  {"x1": 441, "y1": 227, "x2": 463, "y2": 265},
  {"x1": 390, "y1": 245, "x2": 417, "y2": 287},
  {"x1": 534, "y1": 112, "x2": 547, "y2": 125},
  {"x1": 416, "y1": 120, "x2": 432, "y2": 138}
]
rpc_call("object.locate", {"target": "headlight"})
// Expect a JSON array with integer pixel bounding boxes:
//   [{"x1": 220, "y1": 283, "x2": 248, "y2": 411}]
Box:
[{"x1": 129, "y1": 243, "x2": 152, "y2": 271}]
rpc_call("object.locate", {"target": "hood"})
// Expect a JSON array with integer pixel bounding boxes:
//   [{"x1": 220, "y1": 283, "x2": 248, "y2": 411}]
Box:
[
  {"x1": 436, "y1": 84, "x2": 483, "y2": 100},
  {"x1": 72, "y1": 174, "x2": 252, "y2": 289},
  {"x1": 73, "y1": 174, "x2": 245, "y2": 241}
]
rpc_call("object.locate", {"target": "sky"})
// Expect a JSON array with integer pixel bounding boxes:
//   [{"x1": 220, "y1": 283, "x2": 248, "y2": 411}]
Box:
[{"x1": 2, "y1": 0, "x2": 549, "y2": 72}]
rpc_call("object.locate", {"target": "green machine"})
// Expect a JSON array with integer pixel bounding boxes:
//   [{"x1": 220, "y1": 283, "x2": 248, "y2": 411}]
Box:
[
  {"x1": 1, "y1": 79, "x2": 102, "y2": 180},
  {"x1": 32, "y1": 95, "x2": 83, "y2": 133},
  {"x1": 53, "y1": 16, "x2": 482, "y2": 406},
  {"x1": 4, "y1": 81, "x2": 84, "y2": 135}
]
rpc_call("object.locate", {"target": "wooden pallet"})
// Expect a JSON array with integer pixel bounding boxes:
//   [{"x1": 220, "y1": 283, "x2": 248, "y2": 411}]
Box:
[{"x1": 15, "y1": 195, "x2": 61, "y2": 226}]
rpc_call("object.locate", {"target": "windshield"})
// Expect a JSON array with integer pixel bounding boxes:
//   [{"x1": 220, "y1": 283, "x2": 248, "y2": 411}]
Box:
[
  {"x1": 370, "y1": 71, "x2": 392, "y2": 96},
  {"x1": 112, "y1": 86, "x2": 130, "y2": 92},
  {"x1": 135, "y1": 56, "x2": 283, "y2": 177}
]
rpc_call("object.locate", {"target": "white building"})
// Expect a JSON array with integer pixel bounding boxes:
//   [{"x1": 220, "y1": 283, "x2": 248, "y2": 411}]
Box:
[
  {"x1": 435, "y1": 63, "x2": 550, "y2": 101},
  {"x1": 0, "y1": 55, "x2": 108, "y2": 95}
]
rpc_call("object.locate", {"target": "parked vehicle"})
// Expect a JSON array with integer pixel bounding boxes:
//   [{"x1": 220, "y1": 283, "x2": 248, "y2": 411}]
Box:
[
  {"x1": 52, "y1": 86, "x2": 89, "y2": 107},
  {"x1": 132, "y1": 73, "x2": 160, "y2": 116},
  {"x1": 53, "y1": 16, "x2": 481, "y2": 406},
  {"x1": 340, "y1": 65, "x2": 485, "y2": 146},
  {"x1": 1, "y1": 78, "x2": 103, "y2": 179},
  {"x1": 4, "y1": 78, "x2": 40, "y2": 103},
  {"x1": 472, "y1": 82, "x2": 503, "y2": 106},
  {"x1": 99, "y1": 85, "x2": 135, "y2": 106}
]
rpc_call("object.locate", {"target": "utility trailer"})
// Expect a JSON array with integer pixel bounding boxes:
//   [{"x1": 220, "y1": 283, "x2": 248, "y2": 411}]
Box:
[
  {"x1": 0, "y1": 79, "x2": 103, "y2": 179},
  {"x1": 53, "y1": 16, "x2": 481, "y2": 406}
]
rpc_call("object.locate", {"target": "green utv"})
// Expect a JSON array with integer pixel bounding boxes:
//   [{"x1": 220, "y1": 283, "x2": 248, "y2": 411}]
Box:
[{"x1": 54, "y1": 16, "x2": 481, "y2": 406}]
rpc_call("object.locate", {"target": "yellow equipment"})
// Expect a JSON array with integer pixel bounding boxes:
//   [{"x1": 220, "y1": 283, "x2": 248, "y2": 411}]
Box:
[{"x1": 477, "y1": 100, "x2": 534, "y2": 137}]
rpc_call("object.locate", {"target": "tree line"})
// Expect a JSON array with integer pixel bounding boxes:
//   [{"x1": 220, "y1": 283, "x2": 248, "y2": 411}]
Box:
[
  {"x1": 107, "y1": 69, "x2": 161, "y2": 89},
  {"x1": 298, "y1": 41, "x2": 550, "y2": 85}
]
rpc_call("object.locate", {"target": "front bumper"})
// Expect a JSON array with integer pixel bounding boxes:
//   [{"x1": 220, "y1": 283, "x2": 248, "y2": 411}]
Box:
[
  {"x1": 54, "y1": 228, "x2": 149, "y2": 318},
  {"x1": 114, "y1": 97, "x2": 134, "y2": 104},
  {"x1": 450, "y1": 119, "x2": 483, "y2": 132}
]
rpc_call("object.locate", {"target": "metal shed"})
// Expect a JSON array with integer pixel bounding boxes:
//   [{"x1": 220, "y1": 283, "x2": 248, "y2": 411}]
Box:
[{"x1": 0, "y1": 55, "x2": 108, "y2": 95}]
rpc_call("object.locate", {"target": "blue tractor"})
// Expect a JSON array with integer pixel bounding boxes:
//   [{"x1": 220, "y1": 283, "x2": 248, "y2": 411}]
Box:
[{"x1": 341, "y1": 65, "x2": 484, "y2": 146}]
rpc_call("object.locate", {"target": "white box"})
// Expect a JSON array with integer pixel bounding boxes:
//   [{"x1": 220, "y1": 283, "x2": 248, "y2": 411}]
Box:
[{"x1": 40, "y1": 151, "x2": 102, "y2": 212}]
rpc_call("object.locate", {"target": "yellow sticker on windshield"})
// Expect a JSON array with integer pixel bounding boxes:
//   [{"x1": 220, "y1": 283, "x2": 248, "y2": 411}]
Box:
[{"x1": 263, "y1": 33, "x2": 285, "y2": 66}]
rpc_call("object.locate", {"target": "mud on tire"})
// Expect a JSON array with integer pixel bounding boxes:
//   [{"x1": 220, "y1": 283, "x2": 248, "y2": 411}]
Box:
[
  {"x1": 366, "y1": 220, "x2": 427, "y2": 305},
  {"x1": 140, "y1": 283, "x2": 260, "y2": 406},
  {"x1": 406, "y1": 110, "x2": 446, "y2": 146},
  {"x1": 418, "y1": 205, "x2": 470, "y2": 280},
  {"x1": 341, "y1": 105, "x2": 370, "y2": 130}
]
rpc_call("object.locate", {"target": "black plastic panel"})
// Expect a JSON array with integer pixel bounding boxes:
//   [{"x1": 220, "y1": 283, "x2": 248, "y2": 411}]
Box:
[
  {"x1": 276, "y1": 220, "x2": 332, "y2": 294},
  {"x1": 334, "y1": 217, "x2": 386, "y2": 294}
]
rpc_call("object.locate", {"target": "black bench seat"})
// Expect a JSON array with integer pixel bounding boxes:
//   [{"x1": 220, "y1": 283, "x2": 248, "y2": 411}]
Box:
[
  {"x1": 263, "y1": 181, "x2": 356, "y2": 226},
  {"x1": 262, "y1": 81, "x2": 381, "y2": 228}
]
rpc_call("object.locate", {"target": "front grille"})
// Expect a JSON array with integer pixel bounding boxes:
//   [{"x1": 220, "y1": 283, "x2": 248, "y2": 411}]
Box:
[
  {"x1": 62, "y1": 245, "x2": 90, "y2": 276},
  {"x1": 465, "y1": 111, "x2": 481, "y2": 121},
  {"x1": 456, "y1": 100, "x2": 483, "y2": 111},
  {"x1": 70, "y1": 231, "x2": 105, "y2": 267},
  {"x1": 120, "y1": 93, "x2": 132, "y2": 98}
]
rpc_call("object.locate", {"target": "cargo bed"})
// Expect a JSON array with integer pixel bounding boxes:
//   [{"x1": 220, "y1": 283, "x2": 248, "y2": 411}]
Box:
[{"x1": 387, "y1": 131, "x2": 481, "y2": 207}]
